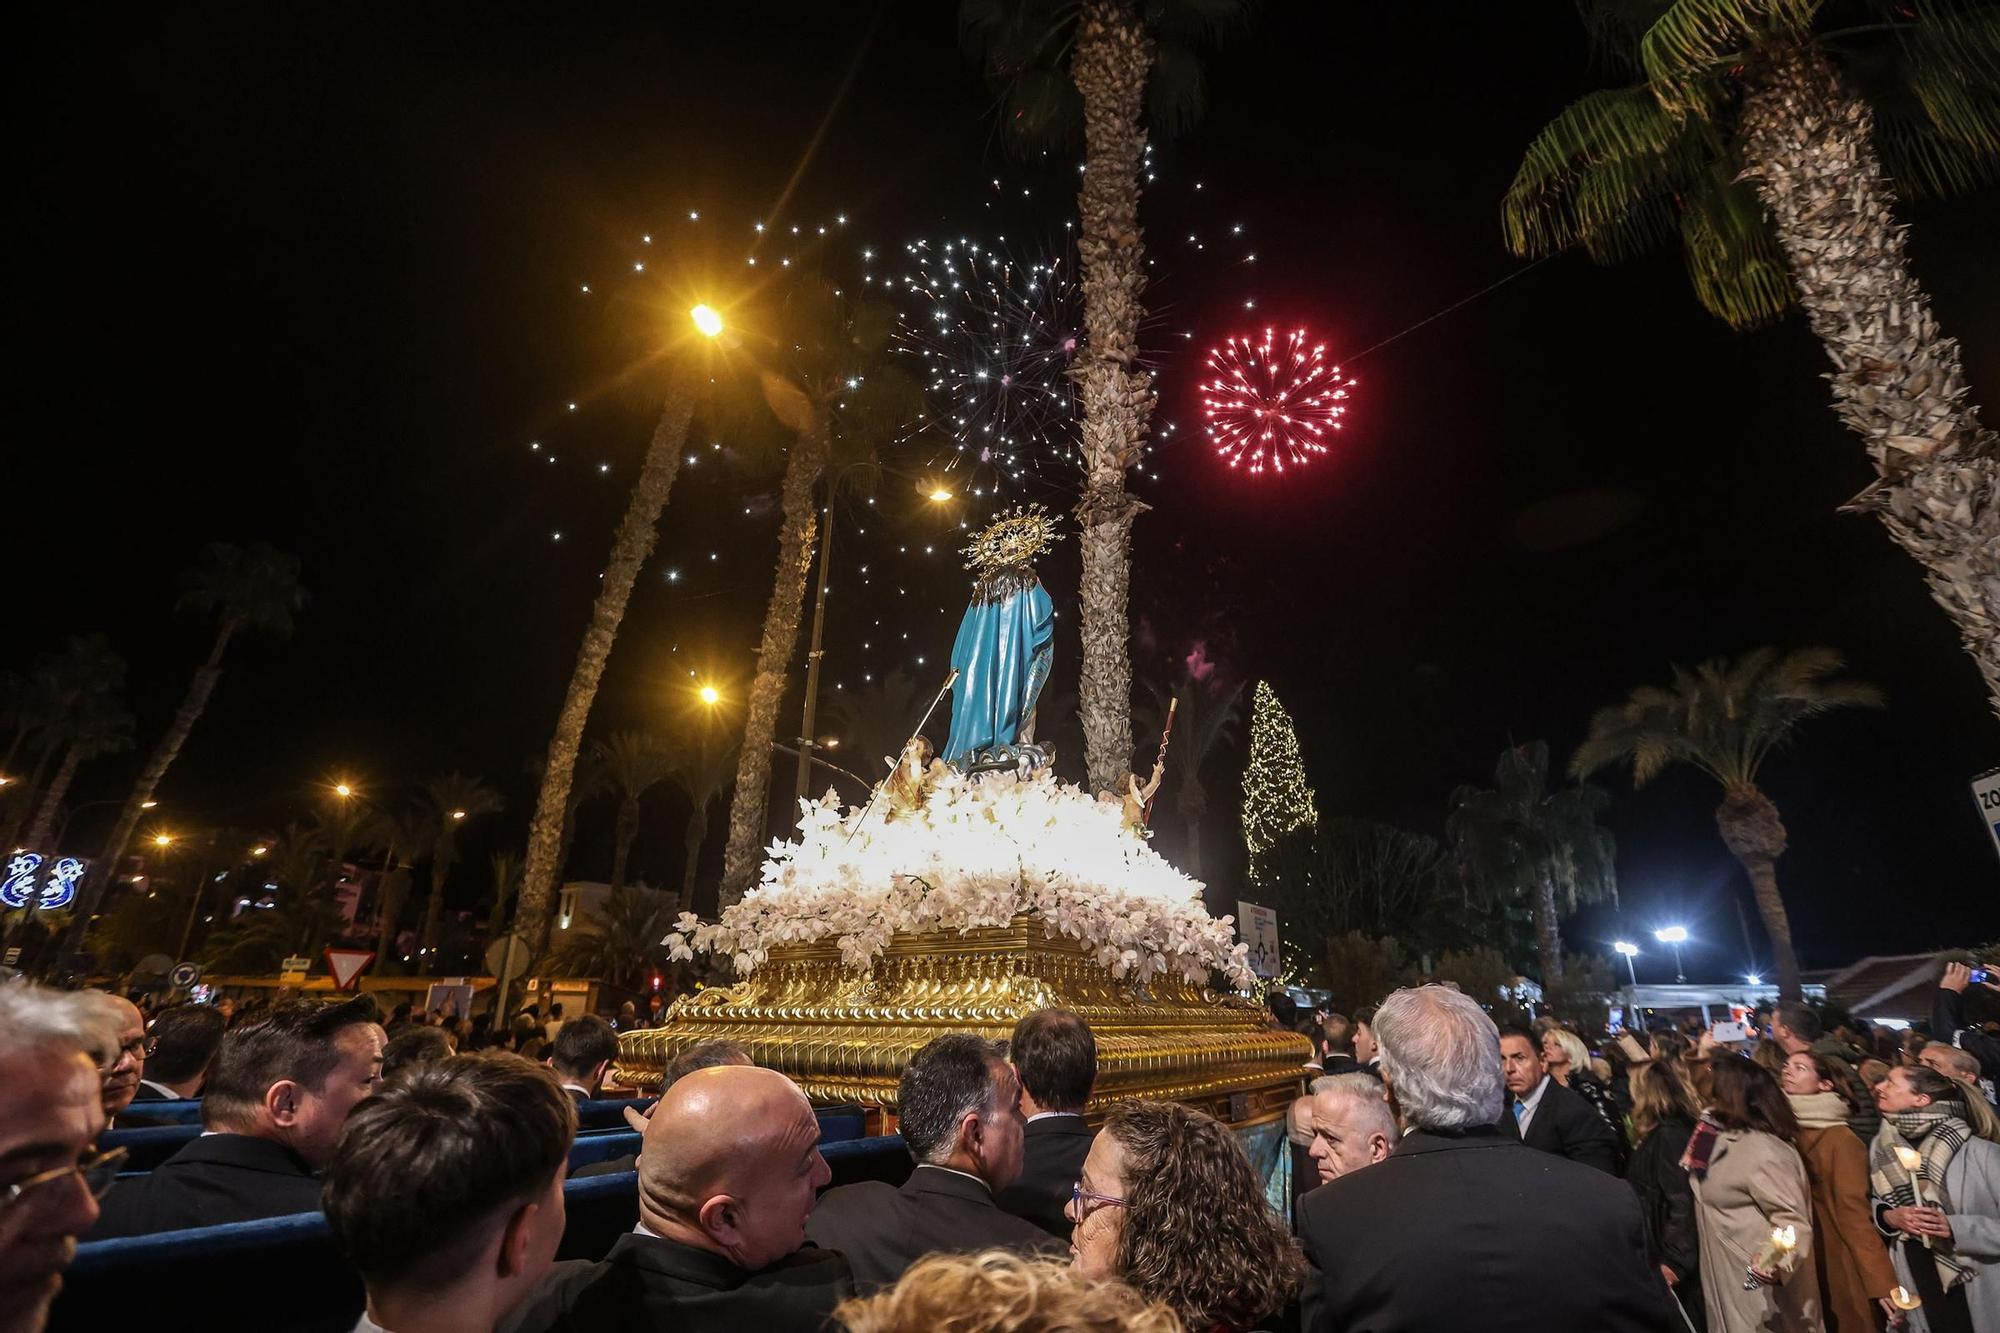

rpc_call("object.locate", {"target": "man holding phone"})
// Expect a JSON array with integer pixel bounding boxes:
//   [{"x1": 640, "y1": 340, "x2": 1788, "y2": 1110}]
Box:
[{"x1": 1937, "y1": 961, "x2": 2000, "y2": 1088}]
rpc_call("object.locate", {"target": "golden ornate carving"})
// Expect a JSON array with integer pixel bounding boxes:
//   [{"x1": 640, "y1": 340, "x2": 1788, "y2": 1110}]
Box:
[{"x1": 616, "y1": 914, "x2": 1309, "y2": 1129}]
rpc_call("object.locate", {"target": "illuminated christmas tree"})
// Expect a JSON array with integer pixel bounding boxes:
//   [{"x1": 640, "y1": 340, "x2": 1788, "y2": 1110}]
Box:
[{"x1": 1242, "y1": 680, "x2": 1318, "y2": 883}]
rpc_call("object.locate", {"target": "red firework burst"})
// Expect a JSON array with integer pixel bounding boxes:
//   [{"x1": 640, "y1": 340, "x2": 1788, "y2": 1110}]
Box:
[{"x1": 1200, "y1": 328, "x2": 1354, "y2": 474}]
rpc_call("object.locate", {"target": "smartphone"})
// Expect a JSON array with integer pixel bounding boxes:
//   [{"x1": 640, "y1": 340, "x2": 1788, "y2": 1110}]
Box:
[
  {"x1": 1973, "y1": 967, "x2": 1993, "y2": 986},
  {"x1": 1709, "y1": 1020, "x2": 1752, "y2": 1045}
]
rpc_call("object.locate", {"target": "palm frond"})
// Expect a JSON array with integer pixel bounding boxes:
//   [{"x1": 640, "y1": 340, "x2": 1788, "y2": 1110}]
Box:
[
  {"x1": 1505, "y1": 86, "x2": 1720, "y2": 258},
  {"x1": 1146, "y1": 41, "x2": 1210, "y2": 138},
  {"x1": 1874, "y1": 111, "x2": 2000, "y2": 196},
  {"x1": 1639, "y1": 0, "x2": 1824, "y2": 114},
  {"x1": 1677, "y1": 162, "x2": 1795, "y2": 329}
]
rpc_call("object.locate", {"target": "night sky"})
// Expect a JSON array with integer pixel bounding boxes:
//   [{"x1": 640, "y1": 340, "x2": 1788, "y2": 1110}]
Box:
[{"x1": 15, "y1": 3, "x2": 1999, "y2": 983}]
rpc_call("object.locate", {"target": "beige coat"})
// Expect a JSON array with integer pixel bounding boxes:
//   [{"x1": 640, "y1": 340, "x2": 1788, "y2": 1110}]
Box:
[{"x1": 1691, "y1": 1129, "x2": 1823, "y2": 1333}]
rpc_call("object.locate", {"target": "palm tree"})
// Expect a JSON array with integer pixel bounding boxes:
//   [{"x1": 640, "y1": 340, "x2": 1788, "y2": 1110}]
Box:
[
  {"x1": 1505, "y1": 4, "x2": 2000, "y2": 715},
  {"x1": 662, "y1": 722, "x2": 739, "y2": 919},
  {"x1": 1141, "y1": 674, "x2": 1246, "y2": 880},
  {"x1": 548, "y1": 885, "x2": 681, "y2": 992},
  {"x1": 19, "y1": 643, "x2": 134, "y2": 854},
  {"x1": 715, "y1": 280, "x2": 920, "y2": 907},
  {"x1": 486, "y1": 850, "x2": 520, "y2": 943},
  {"x1": 516, "y1": 313, "x2": 727, "y2": 963},
  {"x1": 415, "y1": 774, "x2": 502, "y2": 974},
  {"x1": 1572, "y1": 646, "x2": 1881, "y2": 1000},
  {"x1": 365, "y1": 804, "x2": 431, "y2": 970},
  {"x1": 1448, "y1": 740, "x2": 1618, "y2": 987},
  {"x1": 962, "y1": 0, "x2": 1256, "y2": 789},
  {"x1": 595, "y1": 731, "x2": 675, "y2": 893},
  {"x1": 2, "y1": 636, "x2": 127, "y2": 851},
  {"x1": 90, "y1": 544, "x2": 306, "y2": 916}
]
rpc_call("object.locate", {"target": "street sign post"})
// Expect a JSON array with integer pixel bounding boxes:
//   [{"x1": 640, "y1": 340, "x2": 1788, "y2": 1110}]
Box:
[
  {"x1": 1236, "y1": 901, "x2": 1282, "y2": 980},
  {"x1": 1974, "y1": 767, "x2": 2000, "y2": 868},
  {"x1": 324, "y1": 949, "x2": 375, "y2": 990},
  {"x1": 169, "y1": 961, "x2": 201, "y2": 989}
]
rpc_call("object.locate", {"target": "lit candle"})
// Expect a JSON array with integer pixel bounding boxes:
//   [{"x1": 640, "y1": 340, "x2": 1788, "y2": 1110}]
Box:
[
  {"x1": 1891, "y1": 1285, "x2": 1922, "y2": 1311},
  {"x1": 1743, "y1": 1224, "x2": 1797, "y2": 1290}
]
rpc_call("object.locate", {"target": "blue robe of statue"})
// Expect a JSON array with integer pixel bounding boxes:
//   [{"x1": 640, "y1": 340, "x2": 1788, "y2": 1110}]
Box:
[{"x1": 944, "y1": 572, "x2": 1054, "y2": 764}]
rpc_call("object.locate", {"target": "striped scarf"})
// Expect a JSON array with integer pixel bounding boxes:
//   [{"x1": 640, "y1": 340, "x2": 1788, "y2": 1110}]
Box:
[{"x1": 1871, "y1": 1108, "x2": 1974, "y2": 1291}]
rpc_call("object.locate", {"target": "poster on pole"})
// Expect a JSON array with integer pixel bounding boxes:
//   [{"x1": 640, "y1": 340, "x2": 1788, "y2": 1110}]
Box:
[
  {"x1": 1974, "y1": 767, "x2": 2000, "y2": 866},
  {"x1": 1237, "y1": 901, "x2": 1282, "y2": 980}
]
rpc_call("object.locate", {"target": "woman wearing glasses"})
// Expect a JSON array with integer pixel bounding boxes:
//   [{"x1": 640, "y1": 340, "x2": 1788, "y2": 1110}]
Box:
[{"x1": 1067, "y1": 1100, "x2": 1304, "y2": 1333}]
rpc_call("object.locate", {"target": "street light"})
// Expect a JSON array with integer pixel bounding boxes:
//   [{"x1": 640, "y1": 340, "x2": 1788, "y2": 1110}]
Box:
[
  {"x1": 139, "y1": 800, "x2": 157, "y2": 810},
  {"x1": 1613, "y1": 940, "x2": 1639, "y2": 987},
  {"x1": 1654, "y1": 925, "x2": 1689, "y2": 983},
  {"x1": 450, "y1": 809, "x2": 467, "y2": 822},
  {"x1": 698, "y1": 684, "x2": 720, "y2": 706},
  {"x1": 334, "y1": 782, "x2": 354, "y2": 800},
  {"x1": 928, "y1": 487, "x2": 953, "y2": 503},
  {"x1": 151, "y1": 833, "x2": 174, "y2": 849},
  {"x1": 1746, "y1": 973, "x2": 1762, "y2": 986},
  {"x1": 690, "y1": 304, "x2": 724, "y2": 339}
]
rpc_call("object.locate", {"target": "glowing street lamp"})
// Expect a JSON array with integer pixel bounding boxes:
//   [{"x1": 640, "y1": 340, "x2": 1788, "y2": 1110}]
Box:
[
  {"x1": 250, "y1": 845, "x2": 268, "y2": 857},
  {"x1": 1655, "y1": 926, "x2": 1690, "y2": 983},
  {"x1": 1613, "y1": 940, "x2": 1639, "y2": 987},
  {"x1": 699, "y1": 684, "x2": 721, "y2": 707},
  {"x1": 334, "y1": 782, "x2": 354, "y2": 800},
  {"x1": 450, "y1": 809, "x2": 467, "y2": 822},
  {"x1": 690, "y1": 304, "x2": 725, "y2": 339},
  {"x1": 1746, "y1": 973, "x2": 1763, "y2": 986},
  {"x1": 928, "y1": 487, "x2": 954, "y2": 504},
  {"x1": 140, "y1": 800, "x2": 158, "y2": 810},
  {"x1": 151, "y1": 833, "x2": 174, "y2": 849}
]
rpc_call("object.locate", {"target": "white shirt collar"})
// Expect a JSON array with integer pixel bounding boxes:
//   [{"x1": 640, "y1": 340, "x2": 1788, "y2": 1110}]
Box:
[
  {"x1": 1518, "y1": 1074, "x2": 1551, "y2": 1113},
  {"x1": 560, "y1": 1082, "x2": 594, "y2": 1098},
  {"x1": 137, "y1": 1079, "x2": 180, "y2": 1100},
  {"x1": 352, "y1": 1312, "x2": 393, "y2": 1333},
  {"x1": 914, "y1": 1163, "x2": 993, "y2": 1194},
  {"x1": 1026, "y1": 1110, "x2": 1084, "y2": 1124}
]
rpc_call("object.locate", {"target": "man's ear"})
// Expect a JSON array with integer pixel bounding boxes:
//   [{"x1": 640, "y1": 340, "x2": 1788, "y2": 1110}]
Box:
[
  {"x1": 697, "y1": 1193, "x2": 741, "y2": 1247},
  {"x1": 960, "y1": 1109, "x2": 986, "y2": 1160},
  {"x1": 266, "y1": 1079, "x2": 302, "y2": 1126},
  {"x1": 497, "y1": 1200, "x2": 540, "y2": 1280}
]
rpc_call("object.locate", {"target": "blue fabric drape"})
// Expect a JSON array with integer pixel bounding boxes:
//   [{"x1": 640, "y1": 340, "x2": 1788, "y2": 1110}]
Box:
[{"x1": 944, "y1": 578, "x2": 1054, "y2": 763}]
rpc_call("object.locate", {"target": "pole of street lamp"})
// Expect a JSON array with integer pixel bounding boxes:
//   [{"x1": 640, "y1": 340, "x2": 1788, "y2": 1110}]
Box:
[
  {"x1": 793, "y1": 501, "x2": 836, "y2": 808},
  {"x1": 1623, "y1": 953, "x2": 1638, "y2": 987},
  {"x1": 1672, "y1": 943, "x2": 1686, "y2": 983}
]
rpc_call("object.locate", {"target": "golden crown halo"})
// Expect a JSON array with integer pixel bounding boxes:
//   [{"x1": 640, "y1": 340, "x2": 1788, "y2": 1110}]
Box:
[{"x1": 962, "y1": 504, "x2": 1061, "y2": 573}]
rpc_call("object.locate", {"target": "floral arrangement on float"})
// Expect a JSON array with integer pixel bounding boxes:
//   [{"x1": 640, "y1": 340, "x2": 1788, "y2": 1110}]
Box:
[{"x1": 665, "y1": 766, "x2": 1254, "y2": 990}]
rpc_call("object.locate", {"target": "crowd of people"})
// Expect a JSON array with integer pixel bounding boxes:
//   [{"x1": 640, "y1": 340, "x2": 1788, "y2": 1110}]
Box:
[{"x1": 6, "y1": 959, "x2": 2000, "y2": 1333}]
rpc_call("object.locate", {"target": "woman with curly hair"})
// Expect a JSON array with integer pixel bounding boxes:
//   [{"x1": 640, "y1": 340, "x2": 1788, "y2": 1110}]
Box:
[
  {"x1": 1068, "y1": 1099, "x2": 1304, "y2": 1332},
  {"x1": 834, "y1": 1250, "x2": 1183, "y2": 1333}
]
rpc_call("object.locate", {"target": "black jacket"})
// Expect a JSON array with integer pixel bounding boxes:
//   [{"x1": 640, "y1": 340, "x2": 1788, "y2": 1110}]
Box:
[
  {"x1": 993, "y1": 1114, "x2": 1091, "y2": 1238},
  {"x1": 90, "y1": 1133, "x2": 324, "y2": 1237},
  {"x1": 503, "y1": 1233, "x2": 851, "y2": 1333},
  {"x1": 1299, "y1": 1127, "x2": 1676, "y2": 1333},
  {"x1": 805, "y1": 1163, "x2": 1062, "y2": 1291},
  {"x1": 1625, "y1": 1115, "x2": 1705, "y2": 1330},
  {"x1": 1936, "y1": 986, "x2": 2000, "y2": 1088},
  {"x1": 1504, "y1": 1075, "x2": 1621, "y2": 1174}
]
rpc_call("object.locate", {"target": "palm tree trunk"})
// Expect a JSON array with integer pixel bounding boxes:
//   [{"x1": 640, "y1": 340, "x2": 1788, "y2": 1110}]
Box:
[
  {"x1": 518, "y1": 385, "x2": 694, "y2": 958},
  {"x1": 1070, "y1": 0, "x2": 1156, "y2": 791},
  {"x1": 21, "y1": 744, "x2": 82, "y2": 852},
  {"x1": 0, "y1": 746, "x2": 60, "y2": 849},
  {"x1": 1737, "y1": 41, "x2": 2000, "y2": 718},
  {"x1": 1532, "y1": 864, "x2": 1565, "y2": 985},
  {"x1": 1714, "y1": 782, "x2": 1802, "y2": 1000},
  {"x1": 718, "y1": 414, "x2": 830, "y2": 908},
  {"x1": 69, "y1": 627, "x2": 236, "y2": 968},
  {"x1": 682, "y1": 803, "x2": 707, "y2": 913},
  {"x1": 611, "y1": 798, "x2": 637, "y2": 894}
]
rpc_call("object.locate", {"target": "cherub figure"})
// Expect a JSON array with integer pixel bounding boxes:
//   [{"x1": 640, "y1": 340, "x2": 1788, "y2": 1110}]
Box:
[
  {"x1": 1109, "y1": 760, "x2": 1165, "y2": 833},
  {"x1": 882, "y1": 734, "x2": 946, "y2": 819}
]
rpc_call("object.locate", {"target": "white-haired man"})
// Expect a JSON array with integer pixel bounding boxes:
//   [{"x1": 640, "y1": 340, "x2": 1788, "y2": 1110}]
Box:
[
  {"x1": 1, "y1": 983, "x2": 122, "y2": 1333},
  {"x1": 1299, "y1": 985, "x2": 1676, "y2": 1333},
  {"x1": 1306, "y1": 1072, "x2": 1399, "y2": 1186}
]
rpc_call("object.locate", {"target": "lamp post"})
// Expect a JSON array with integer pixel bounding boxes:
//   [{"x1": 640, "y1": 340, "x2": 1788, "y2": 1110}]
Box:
[
  {"x1": 1613, "y1": 940, "x2": 1639, "y2": 988},
  {"x1": 792, "y1": 476, "x2": 953, "y2": 805},
  {"x1": 1655, "y1": 926, "x2": 1689, "y2": 983}
]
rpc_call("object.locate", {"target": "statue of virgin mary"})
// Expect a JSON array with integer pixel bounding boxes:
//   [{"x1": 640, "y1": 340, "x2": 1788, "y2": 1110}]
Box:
[{"x1": 943, "y1": 505, "x2": 1058, "y2": 767}]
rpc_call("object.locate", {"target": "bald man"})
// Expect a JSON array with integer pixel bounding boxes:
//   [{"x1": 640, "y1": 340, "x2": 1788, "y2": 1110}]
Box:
[
  {"x1": 505, "y1": 1065, "x2": 850, "y2": 1333},
  {"x1": 83, "y1": 994, "x2": 150, "y2": 1128}
]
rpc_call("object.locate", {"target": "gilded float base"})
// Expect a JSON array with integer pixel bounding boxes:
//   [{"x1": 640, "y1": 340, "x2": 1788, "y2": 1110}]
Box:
[{"x1": 615, "y1": 915, "x2": 1310, "y2": 1132}]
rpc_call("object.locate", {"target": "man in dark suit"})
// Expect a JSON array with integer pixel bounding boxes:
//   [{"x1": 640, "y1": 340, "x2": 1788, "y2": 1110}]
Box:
[
  {"x1": 1498, "y1": 1028, "x2": 1620, "y2": 1173},
  {"x1": 131, "y1": 1002, "x2": 226, "y2": 1102},
  {"x1": 548, "y1": 1014, "x2": 619, "y2": 1103},
  {"x1": 1300, "y1": 986, "x2": 1674, "y2": 1333},
  {"x1": 324, "y1": 1054, "x2": 574, "y2": 1333},
  {"x1": 994, "y1": 1008, "x2": 1095, "y2": 1238},
  {"x1": 807, "y1": 1033, "x2": 1060, "y2": 1291},
  {"x1": 91, "y1": 996, "x2": 386, "y2": 1237},
  {"x1": 505, "y1": 1063, "x2": 850, "y2": 1333}
]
